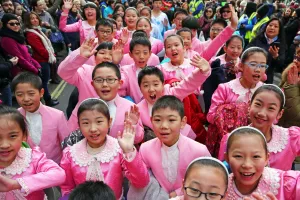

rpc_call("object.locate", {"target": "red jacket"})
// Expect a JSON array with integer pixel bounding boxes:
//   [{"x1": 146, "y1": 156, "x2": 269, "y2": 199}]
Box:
[{"x1": 25, "y1": 30, "x2": 49, "y2": 63}]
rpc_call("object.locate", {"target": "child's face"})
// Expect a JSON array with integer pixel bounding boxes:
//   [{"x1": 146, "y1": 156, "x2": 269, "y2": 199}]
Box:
[
  {"x1": 129, "y1": 44, "x2": 151, "y2": 68},
  {"x1": 210, "y1": 23, "x2": 224, "y2": 40},
  {"x1": 116, "y1": 17, "x2": 123, "y2": 30},
  {"x1": 153, "y1": 1, "x2": 162, "y2": 10},
  {"x1": 84, "y1": 7, "x2": 97, "y2": 21},
  {"x1": 0, "y1": 116, "x2": 26, "y2": 167},
  {"x1": 136, "y1": 3, "x2": 145, "y2": 12},
  {"x1": 117, "y1": 7, "x2": 124, "y2": 17},
  {"x1": 249, "y1": 91, "x2": 283, "y2": 132},
  {"x1": 240, "y1": 53, "x2": 266, "y2": 86},
  {"x1": 226, "y1": 134, "x2": 268, "y2": 195},
  {"x1": 92, "y1": 67, "x2": 123, "y2": 101},
  {"x1": 96, "y1": 25, "x2": 113, "y2": 43},
  {"x1": 79, "y1": 110, "x2": 111, "y2": 148},
  {"x1": 224, "y1": 38, "x2": 243, "y2": 61},
  {"x1": 136, "y1": 19, "x2": 152, "y2": 37},
  {"x1": 174, "y1": 13, "x2": 187, "y2": 30},
  {"x1": 15, "y1": 5, "x2": 22, "y2": 16},
  {"x1": 15, "y1": 83, "x2": 43, "y2": 113},
  {"x1": 125, "y1": 10, "x2": 138, "y2": 29},
  {"x1": 140, "y1": 75, "x2": 164, "y2": 105},
  {"x1": 179, "y1": 31, "x2": 192, "y2": 50},
  {"x1": 183, "y1": 166, "x2": 227, "y2": 200},
  {"x1": 95, "y1": 49, "x2": 113, "y2": 65},
  {"x1": 165, "y1": 36, "x2": 185, "y2": 65},
  {"x1": 151, "y1": 107, "x2": 186, "y2": 147},
  {"x1": 140, "y1": 9, "x2": 151, "y2": 19}
]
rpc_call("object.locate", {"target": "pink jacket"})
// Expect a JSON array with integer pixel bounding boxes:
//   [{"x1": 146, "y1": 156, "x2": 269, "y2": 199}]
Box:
[
  {"x1": 207, "y1": 78, "x2": 263, "y2": 124},
  {"x1": 219, "y1": 125, "x2": 300, "y2": 171},
  {"x1": 60, "y1": 137, "x2": 149, "y2": 199},
  {"x1": 1, "y1": 147, "x2": 66, "y2": 199},
  {"x1": 18, "y1": 104, "x2": 70, "y2": 163},
  {"x1": 140, "y1": 135, "x2": 211, "y2": 195},
  {"x1": 119, "y1": 53, "x2": 160, "y2": 67},
  {"x1": 227, "y1": 167, "x2": 300, "y2": 199},
  {"x1": 164, "y1": 29, "x2": 176, "y2": 39},
  {"x1": 150, "y1": 37, "x2": 164, "y2": 54},
  {"x1": 59, "y1": 10, "x2": 96, "y2": 44}
]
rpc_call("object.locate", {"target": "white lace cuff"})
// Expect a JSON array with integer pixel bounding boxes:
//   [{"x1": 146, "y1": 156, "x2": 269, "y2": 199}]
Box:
[
  {"x1": 123, "y1": 147, "x2": 137, "y2": 162},
  {"x1": 16, "y1": 178, "x2": 29, "y2": 196}
]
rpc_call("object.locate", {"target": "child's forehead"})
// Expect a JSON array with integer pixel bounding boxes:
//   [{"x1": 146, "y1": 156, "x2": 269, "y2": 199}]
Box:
[
  {"x1": 153, "y1": 107, "x2": 180, "y2": 116},
  {"x1": 15, "y1": 83, "x2": 40, "y2": 92},
  {"x1": 99, "y1": 25, "x2": 112, "y2": 30},
  {"x1": 141, "y1": 74, "x2": 162, "y2": 82}
]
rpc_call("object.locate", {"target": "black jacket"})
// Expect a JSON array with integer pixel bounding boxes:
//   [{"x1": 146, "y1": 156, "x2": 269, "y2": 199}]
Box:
[
  {"x1": 0, "y1": 48, "x2": 13, "y2": 89},
  {"x1": 285, "y1": 17, "x2": 300, "y2": 47}
]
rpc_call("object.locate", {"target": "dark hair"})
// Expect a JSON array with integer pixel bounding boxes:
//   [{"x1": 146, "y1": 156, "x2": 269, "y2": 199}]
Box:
[
  {"x1": 251, "y1": 84, "x2": 285, "y2": 110},
  {"x1": 107, "y1": 0, "x2": 116, "y2": 6},
  {"x1": 112, "y1": 13, "x2": 122, "y2": 21},
  {"x1": 107, "y1": 18, "x2": 117, "y2": 28},
  {"x1": 225, "y1": 35, "x2": 244, "y2": 47},
  {"x1": 1, "y1": 0, "x2": 13, "y2": 5},
  {"x1": 69, "y1": 181, "x2": 116, "y2": 200},
  {"x1": 152, "y1": 95, "x2": 184, "y2": 118},
  {"x1": 30, "y1": 0, "x2": 38, "y2": 9},
  {"x1": 152, "y1": 0, "x2": 162, "y2": 3},
  {"x1": 0, "y1": 105, "x2": 28, "y2": 138},
  {"x1": 82, "y1": 3, "x2": 101, "y2": 20},
  {"x1": 140, "y1": 6, "x2": 151, "y2": 17},
  {"x1": 136, "y1": 16, "x2": 152, "y2": 28},
  {"x1": 164, "y1": 34, "x2": 184, "y2": 47},
  {"x1": 77, "y1": 99, "x2": 110, "y2": 122},
  {"x1": 211, "y1": 18, "x2": 227, "y2": 28},
  {"x1": 173, "y1": 8, "x2": 188, "y2": 19},
  {"x1": 138, "y1": 66, "x2": 164, "y2": 86},
  {"x1": 11, "y1": 72, "x2": 43, "y2": 92},
  {"x1": 129, "y1": 36, "x2": 151, "y2": 52},
  {"x1": 92, "y1": 62, "x2": 121, "y2": 80},
  {"x1": 184, "y1": 158, "x2": 228, "y2": 190},
  {"x1": 182, "y1": 16, "x2": 200, "y2": 30},
  {"x1": 176, "y1": 27, "x2": 192, "y2": 38},
  {"x1": 244, "y1": 2, "x2": 257, "y2": 17},
  {"x1": 94, "y1": 42, "x2": 113, "y2": 56},
  {"x1": 95, "y1": 19, "x2": 113, "y2": 32},
  {"x1": 227, "y1": 127, "x2": 268, "y2": 155},
  {"x1": 132, "y1": 30, "x2": 147, "y2": 38},
  {"x1": 241, "y1": 47, "x2": 267, "y2": 63},
  {"x1": 24, "y1": 11, "x2": 42, "y2": 28},
  {"x1": 113, "y1": 4, "x2": 125, "y2": 15},
  {"x1": 136, "y1": 1, "x2": 145, "y2": 6}
]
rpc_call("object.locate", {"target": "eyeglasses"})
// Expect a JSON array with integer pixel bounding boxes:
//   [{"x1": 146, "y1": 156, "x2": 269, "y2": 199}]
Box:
[
  {"x1": 243, "y1": 62, "x2": 269, "y2": 69},
  {"x1": 222, "y1": 10, "x2": 231, "y2": 13},
  {"x1": 7, "y1": 22, "x2": 21, "y2": 26},
  {"x1": 184, "y1": 187, "x2": 224, "y2": 200},
  {"x1": 211, "y1": 28, "x2": 223, "y2": 33},
  {"x1": 97, "y1": 29, "x2": 112, "y2": 35},
  {"x1": 93, "y1": 77, "x2": 118, "y2": 84}
]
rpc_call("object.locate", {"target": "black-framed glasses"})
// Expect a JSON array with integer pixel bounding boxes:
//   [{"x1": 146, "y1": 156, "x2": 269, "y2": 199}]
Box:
[
  {"x1": 97, "y1": 29, "x2": 112, "y2": 35},
  {"x1": 184, "y1": 187, "x2": 224, "y2": 200},
  {"x1": 8, "y1": 22, "x2": 20, "y2": 26},
  {"x1": 93, "y1": 77, "x2": 118, "y2": 84},
  {"x1": 243, "y1": 62, "x2": 269, "y2": 69},
  {"x1": 222, "y1": 10, "x2": 231, "y2": 13},
  {"x1": 211, "y1": 28, "x2": 223, "y2": 33}
]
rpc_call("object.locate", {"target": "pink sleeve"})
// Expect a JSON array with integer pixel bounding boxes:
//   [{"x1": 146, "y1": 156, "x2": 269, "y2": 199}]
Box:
[
  {"x1": 133, "y1": 118, "x2": 144, "y2": 144},
  {"x1": 139, "y1": 144, "x2": 150, "y2": 169},
  {"x1": 150, "y1": 54, "x2": 160, "y2": 66},
  {"x1": 57, "y1": 50, "x2": 89, "y2": 86},
  {"x1": 169, "y1": 68, "x2": 211, "y2": 101},
  {"x1": 121, "y1": 151, "x2": 150, "y2": 188},
  {"x1": 59, "y1": 11, "x2": 80, "y2": 33},
  {"x1": 57, "y1": 112, "x2": 71, "y2": 143},
  {"x1": 123, "y1": 38, "x2": 131, "y2": 54},
  {"x1": 16, "y1": 148, "x2": 66, "y2": 195},
  {"x1": 218, "y1": 134, "x2": 229, "y2": 161},
  {"x1": 200, "y1": 26, "x2": 235, "y2": 61},
  {"x1": 283, "y1": 170, "x2": 300, "y2": 199},
  {"x1": 207, "y1": 84, "x2": 228, "y2": 124},
  {"x1": 60, "y1": 148, "x2": 76, "y2": 196},
  {"x1": 288, "y1": 126, "x2": 300, "y2": 156}
]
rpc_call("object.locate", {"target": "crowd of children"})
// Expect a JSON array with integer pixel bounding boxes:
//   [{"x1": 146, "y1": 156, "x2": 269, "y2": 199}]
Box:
[{"x1": 1, "y1": 0, "x2": 300, "y2": 199}]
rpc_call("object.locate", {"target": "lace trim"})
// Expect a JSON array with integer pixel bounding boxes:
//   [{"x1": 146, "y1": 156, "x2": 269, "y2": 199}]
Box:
[
  {"x1": 0, "y1": 148, "x2": 32, "y2": 176},
  {"x1": 161, "y1": 59, "x2": 193, "y2": 72},
  {"x1": 227, "y1": 167, "x2": 280, "y2": 199},
  {"x1": 70, "y1": 137, "x2": 121, "y2": 167},
  {"x1": 268, "y1": 125, "x2": 289, "y2": 153},
  {"x1": 16, "y1": 178, "x2": 29, "y2": 196},
  {"x1": 227, "y1": 79, "x2": 263, "y2": 103},
  {"x1": 0, "y1": 190, "x2": 27, "y2": 200}
]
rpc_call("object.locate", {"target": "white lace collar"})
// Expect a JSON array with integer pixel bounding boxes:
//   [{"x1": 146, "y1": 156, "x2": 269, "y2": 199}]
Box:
[
  {"x1": 70, "y1": 137, "x2": 121, "y2": 167},
  {"x1": 268, "y1": 125, "x2": 289, "y2": 153},
  {"x1": 228, "y1": 79, "x2": 263, "y2": 102},
  {"x1": 227, "y1": 167, "x2": 280, "y2": 199},
  {"x1": 0, "y1": 147, "x2": 32, "y2": 176},
  {"x1": 161, "y1": 59, "x2": 193, "y2": 72}
]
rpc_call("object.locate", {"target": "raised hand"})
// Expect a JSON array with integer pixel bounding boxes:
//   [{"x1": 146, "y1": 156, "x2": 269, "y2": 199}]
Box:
[
  {"x1": 117, "y1": 120, "x2": 135, "y2": 153},
  {"x1": 120, "y1": 28, "x2": 129, "y2": 45},
  {"x1": 124, "y1": 105, "x2": 140, "y2": 125},
  {"x1": 244, "y1": 192, "x2": 278, "y2": 200},
  {"x1": 190, "y1": 54, "x2": 211, "y2": 74},
  {"x1": 229, "y1": 4, "x2": 238, "y2": 29},
  {"x1": 112, "y1": 40, "x2": 124, "y2": 64},
  {"x1": 63, "y1": 0, "x2": 73, "y2": 10},
  {"x1": 287, "y1": 65, "x2": 300, "y2": 85},
  {"x1": 0, "y1": 174, "x2": 20, "y2": 192},
  {"x1": 80, "y1": 38, "x2": 97, "y2": 58}
]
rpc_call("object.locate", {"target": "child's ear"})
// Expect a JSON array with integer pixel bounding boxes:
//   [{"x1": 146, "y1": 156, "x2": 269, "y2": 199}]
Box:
[
  {"x1": 265, "y1": 152, "x2": 270, "y2": 166},
  {"x1": 39, "y1": 88, "x2": 44, "y2": 98},
  {"x1": 108, "y1": 117, "x2": 113, "y2": 127},
  {"x1": 238, "y1": 62, "x2": 243, "y2": 72},
  {"x1": 180, "y1": 116, "x2": 187, "y2": 128},
  {"x1": 91, "y1": 81, "x2": 95, "y2": 88},
  {"x1": 118, "y1": 79, "x2": 123, "y2": 89},
  {"x1": 276, "y1": 109, "x2": 284, "y2": 121},
  {"x1": 223, "y1": 45, "x2": 227, "y2": 53},
  {"x1": 129, "y1": 52, "x2": 133, "y2": 58}
]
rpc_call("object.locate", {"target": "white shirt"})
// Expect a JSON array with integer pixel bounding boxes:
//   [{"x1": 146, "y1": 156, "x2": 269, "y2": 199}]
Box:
[
  {"x1": 136, "y1": 67, "x2": 142, "y2": 78},
  {"x1": 106, "y1": 97, "x2": 117, "y2": 125},
  {"x1": 147, "y1": 102, "x2": 153, "y2": 117},
  {"x1": 161, "y1": 138, "x2": 180, "y2": 184},
  {"x1": 26, "y1": 103, "x2": 42, "y2": 146}
]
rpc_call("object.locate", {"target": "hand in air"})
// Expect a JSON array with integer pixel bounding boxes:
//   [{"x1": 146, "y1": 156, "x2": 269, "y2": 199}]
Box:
[
  {"x1": 63, "y1": 0, "x2": 73, "y2": 10},
  {"x1": 117, "y1": 120, "x2": 135, "y2": 153},
  {"x1": 120, "y1": 28, "x2": 129, "y2": 45},
  {"x1": 287, "y1": 65, "x2": 300, "y2": 85},
  {"x1": 112, "y1": 40, "x2": 124, "y2": 64},
  {"x1": 80, "y1": 38, "x2": 97, "y2": 58},
  {"x1": 190, "y1": 55, "x2": 210, "y2": 74},
  {"x1": 229, "y1": 4, "x2": 238, "y2": 29},
  {"x1": 125, "y1": 105, "x2": 140, "y2": 125}
]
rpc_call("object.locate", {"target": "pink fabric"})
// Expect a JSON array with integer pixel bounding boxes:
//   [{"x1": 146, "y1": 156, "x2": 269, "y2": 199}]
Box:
[
  {"x1": 60, "y1": 136, "x2": 149, "y2": 199},
  {"x1": 59, "y1": 11, "x2": 96, "y2": 44},
  {"x1": 150, "y1": 37, "x2": 164, "y2": 54},
  {"x1": 164, "y1": 29, "x2": 176, "y2": 39},
  {"x1": 227, "y1": 167, "x2": 300, "y2": 199},
  {"x1": 219, "y1": 125, "x2": 300, "y2": 171},
  {"x1": 57, "y1": 52, "x2": 144, "y2": 144},
  {"x1": 2, "y1": 147, "x2": 65, "y2": 199},
  {"x1": 191, "y1": 37, "x2": 202, "y2": 52},
  {"x1": 140, "y1": 135, "x2": 211, "y2": 195},
  {"x1": 185, "y1": 49, "x2": 199, "y2": 59},
  {"x1": 119, "y1": 53, "x2": 160, "y2": 67},
  {"x1": 18, "y1": 104, "x2": 70, "y2": 163}
]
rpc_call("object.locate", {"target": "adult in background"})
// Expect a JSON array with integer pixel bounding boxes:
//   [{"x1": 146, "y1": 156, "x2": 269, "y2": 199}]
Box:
[
  {"x1": 285, "y1": 8, "x2": 300, "y2": 48},
  {"x1": 281, "y1": 7, "x2": 293, "y2": 26},
  {"x1": 199, "y1": 6, "x2": 215, "y2": 40}
]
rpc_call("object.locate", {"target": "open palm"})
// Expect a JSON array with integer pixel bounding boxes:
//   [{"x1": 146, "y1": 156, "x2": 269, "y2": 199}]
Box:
[
  {"x1": 117, "y1": 120, "x2": 135, "y2": 153},
  {"x1": 80, "y1": 38, "x2": 97, "y2": 58},
  {"x1": 63, "y1": 0, "x2": 73, "y2": 10}
]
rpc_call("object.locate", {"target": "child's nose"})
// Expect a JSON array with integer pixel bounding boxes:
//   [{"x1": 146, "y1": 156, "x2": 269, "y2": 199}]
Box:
[{"x1": 0, "y1": 140, "x2": 10, "y2": 149}]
